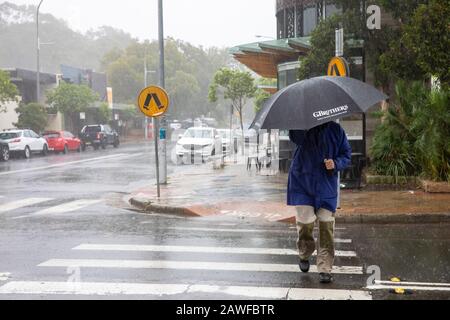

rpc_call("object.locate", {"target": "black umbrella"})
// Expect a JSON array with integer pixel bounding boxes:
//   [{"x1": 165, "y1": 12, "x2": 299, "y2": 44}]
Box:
[{"x1": 250, "y1": 76, "x2": 388, "y2": 130}]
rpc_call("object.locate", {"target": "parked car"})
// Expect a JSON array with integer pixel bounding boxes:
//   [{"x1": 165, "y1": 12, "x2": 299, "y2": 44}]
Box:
[
  {"x1": 79, "y1": 124, "x2": 120, "y2": 151},
  {"x1": 0, "y1": 129, "x2": 48, "y2": 159},
  {"x1": 175, "y1": 127, "x2": 221, "y2": 164},
  {"x1": 169, "y1": 120, "x2": 182, "y2": 130},
  {"x1": 43, "y1": 130, "x2": 81, "y2": 154},
  {"x1": 217, "y1": 129, "x2": 238, "y2": 155},
  {"x1": 0, "y1": 139, "x2": 9, "y2": 161},
  {"x1": 181, "y1": 119, "x2": 194, "y2": 129}
]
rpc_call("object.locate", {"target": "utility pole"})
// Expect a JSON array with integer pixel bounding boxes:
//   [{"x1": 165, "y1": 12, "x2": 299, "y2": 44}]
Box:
[
  {"x1": 335, "y1": 27, "x2": 344, "y2": 209},
  {"x1": 145, "y1": 46, "x2": 148, "y2": 140},
  {"x1": 157, "y1": 0, "x2": 167, "y2": 185},
  {"x1": 36, "y1": 0, "x2": 44, "y2": 103}
]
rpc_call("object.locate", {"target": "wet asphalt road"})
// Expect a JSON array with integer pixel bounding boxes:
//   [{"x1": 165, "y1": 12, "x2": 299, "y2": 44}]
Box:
[{"x1": 0, "y1": 143, "x2": 449, "y2": 300}]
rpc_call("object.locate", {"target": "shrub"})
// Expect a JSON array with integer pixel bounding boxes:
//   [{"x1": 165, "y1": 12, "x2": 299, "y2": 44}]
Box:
[{"x1": 370, "y1": 81, "x2": 450, "y2": 183}]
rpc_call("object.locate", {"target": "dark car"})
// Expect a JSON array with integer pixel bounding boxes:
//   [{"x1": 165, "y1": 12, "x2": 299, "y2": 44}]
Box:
[
  {"x1": 80, "y1": 124, "x2": 120, "y2": 151},
  {"x1": 0, "y1": 139, "x2": 9, "y2": 161}
]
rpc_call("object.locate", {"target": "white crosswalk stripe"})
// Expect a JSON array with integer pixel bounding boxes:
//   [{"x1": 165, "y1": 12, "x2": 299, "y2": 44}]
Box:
[
  {"x1": 0, "y1": 273, "x2": 11, "y2": 281},
  {"x1": 0, "y1": 281, "x2": 371, "y2": 299},
  {"x1": 0, "y1": 198, "x2": 53, "y2": 213},
  {"x1": 0, "y1": 221, "x2": 370, "y2": 299},
  {"x1": 38, "y1": 258, "x2": 363, "y2": 274},
  {"x1": 165, "y1": 227, "x2": 352, "y2": 242},
  {"x1": 12, "y1": 199, "x2": 102, "y2": 219},
  {"x1": 73, "y1": 243, "x2": 357, "y2": 257}
]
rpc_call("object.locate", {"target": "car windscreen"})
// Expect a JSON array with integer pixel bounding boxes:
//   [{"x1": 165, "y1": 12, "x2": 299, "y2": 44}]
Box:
[
  {"x1": 218, "y1": 131, "x2": 230, "y2": 139},
  {"x1": 0, "y1": 132, "x2": 20, "y2": 140},
  {"x1": 184, "y1": 129, "x2": 213, "y2": 139},
  {"x1": 84, "y1": 126, "x2": 101, "y2": 133},
  {"x1": 43, "y1": 132, "x2": 60, "y2": 138}
]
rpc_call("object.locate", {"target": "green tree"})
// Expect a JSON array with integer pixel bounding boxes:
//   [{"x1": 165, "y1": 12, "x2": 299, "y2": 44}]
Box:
[
  {"x1": 0, "y1": 3, "x2": 135, "y2": 73},
  {"x1": 298, "y1": 15, "x2": 340, "y2": 80},
  {"x1": 370, "y1": 81, "x2": 450, "y2": 182},
  {"x1": 47, "y1": 82, "x2": 98, "y2": 132},
  {"x1": 14, "y1": 103, "x2": 48, "y2": 133},
  {"x1": 378, "y1": 0, "x2": 429, "y2": 23},
  {"x1": 402, "y1": 0, "x2": 450, "y2": 87},
  {"x1": 253, "y1": 78, "x2": 276, "y2": 113},
  {"x1": 370, "y1": 82, "x2": 426, "y2": 182},
  {"x1": 209, "y1": 68, "x2": 257, "y2": 143},
  {"x1": 94, "y1": 102, "x2": 112, "y2": 124},
  {"x1": 0, "y1": 70, "x2": 19, "y2": 113},
  {"x1": 166, "y1": 71, "x2": 201, "y2": 119},
  {"x1": 412, "y1": 88, "x2": 450, "y2": 182},
  {"x1": 254, "y1": 89, "x2": 271, "y2": 114},
  {"x1": 101, "y1": 39, "x2": 231, "y2": 120},
  {"x1": 297, "y1": 9, "x2": 367, "y2": 79}
]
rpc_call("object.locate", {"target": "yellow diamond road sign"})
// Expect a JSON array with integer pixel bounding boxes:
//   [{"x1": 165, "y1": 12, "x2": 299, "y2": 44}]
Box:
[
  {"x1": 327, "y1": 57, "x2": 350, "y2": 77},
  {"x1": 138, "y1": 86, "x2": 170, "y2": 118}
]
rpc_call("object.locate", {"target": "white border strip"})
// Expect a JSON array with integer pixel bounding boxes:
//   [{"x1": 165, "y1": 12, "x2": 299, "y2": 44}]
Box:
[
  {"x1": 368, "y1": 284, "x2": 450, "y2": 292},
  {"x1": 368, "y1": 280, "x2": 450, "y2": 292},
  {"x1": 0, "y1": 281, "x2": 371, "y2": 300}
]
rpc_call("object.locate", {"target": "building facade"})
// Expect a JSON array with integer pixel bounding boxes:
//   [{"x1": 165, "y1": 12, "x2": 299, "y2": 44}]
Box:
[
  {"x1": 231, "y1": 1, "x2": 371, "y2": 184},
  {"x1": 276, "y1": 0, "x2": 341, "y2": 39}
]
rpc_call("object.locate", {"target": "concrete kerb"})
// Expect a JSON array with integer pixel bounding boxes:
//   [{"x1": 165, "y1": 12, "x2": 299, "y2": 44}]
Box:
[
  {"x1": 129, "y1": 196, "x2": 450, "y2": 224},
  {"x1": 129, "y1": 197, "x2": 200, "y2": 217}
]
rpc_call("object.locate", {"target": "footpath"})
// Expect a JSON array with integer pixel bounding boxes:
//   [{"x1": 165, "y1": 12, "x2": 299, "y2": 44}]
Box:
[{"x1": 129, "y1": 157, "x2": 450, "y2": 224}]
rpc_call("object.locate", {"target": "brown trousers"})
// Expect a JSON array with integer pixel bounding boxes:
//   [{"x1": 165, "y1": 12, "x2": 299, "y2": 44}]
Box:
[{"x1": 295, "y1": 206, "x2": 335, "y2": 274}]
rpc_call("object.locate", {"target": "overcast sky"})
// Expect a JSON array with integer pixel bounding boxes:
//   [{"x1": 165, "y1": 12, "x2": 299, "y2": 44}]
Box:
[{"x1": 12, "y1": 0, "x2": 277, "y2": 48}]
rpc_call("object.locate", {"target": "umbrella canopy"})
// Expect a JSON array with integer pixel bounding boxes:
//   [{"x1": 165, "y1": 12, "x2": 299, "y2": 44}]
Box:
[{"x1": 250, "y1": 76, "x2": 388, "y2": 130}]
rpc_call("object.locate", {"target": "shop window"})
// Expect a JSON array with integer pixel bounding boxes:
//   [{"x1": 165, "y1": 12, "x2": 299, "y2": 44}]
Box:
[{"x1": 303, "y1": 5, "x2": 317, "y2": 36}]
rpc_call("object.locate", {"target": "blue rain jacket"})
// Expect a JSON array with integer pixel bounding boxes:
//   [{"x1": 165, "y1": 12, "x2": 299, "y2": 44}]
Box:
[{"x1": 287, "y1": 122, "x2": 352, "y2": 213}]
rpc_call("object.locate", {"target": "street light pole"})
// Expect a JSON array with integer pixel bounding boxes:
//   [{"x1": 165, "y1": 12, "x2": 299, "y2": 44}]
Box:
[
  {"x1": 157, "y1": 0, "x2": 167, "y2": 185},
  {"x1": 36, "y1": 0, "x2": 44, "y2": 103}
]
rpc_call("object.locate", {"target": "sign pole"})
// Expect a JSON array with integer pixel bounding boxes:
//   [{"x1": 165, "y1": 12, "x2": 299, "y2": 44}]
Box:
[
  {"x1": 335, "y1": 27, "x2": 343, "y2": 209},
  {"x1": 137, "y1": 86, "x2": 170, "y2": 200},
  {"x1": 158, "y1": 0, "x2": 167, "y2": 185},
  {"x1": 154, "y1": 116, "x2": 161, "y2": 198}
]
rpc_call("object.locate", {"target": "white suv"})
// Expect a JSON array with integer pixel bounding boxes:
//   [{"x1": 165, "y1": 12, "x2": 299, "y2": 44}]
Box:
[
  {"x1": 175, "y1": 127, "x2": 221, "y2": 164},
  {"x1": 0, "y1": 129, "x2": 49, "y2": 159}
]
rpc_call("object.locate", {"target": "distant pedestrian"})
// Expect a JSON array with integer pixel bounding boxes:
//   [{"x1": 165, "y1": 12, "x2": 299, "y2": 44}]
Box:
[{"x1": 288, "y1": 122, "x2": 352, "y2": 283}]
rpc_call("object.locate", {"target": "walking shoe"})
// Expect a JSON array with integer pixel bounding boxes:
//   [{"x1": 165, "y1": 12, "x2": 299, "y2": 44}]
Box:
[
  {"x1": 319, "y1": 273, "x2": 333, "y2": 283},
  {"x1": 299, "y1": 259, "x2": 310, "y2": 273}
]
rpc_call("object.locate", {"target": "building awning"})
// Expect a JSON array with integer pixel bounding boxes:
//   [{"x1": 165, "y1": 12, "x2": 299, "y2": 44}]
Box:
[{"x1": 229, "y1": 37, "x2": 311, "y2": 79}]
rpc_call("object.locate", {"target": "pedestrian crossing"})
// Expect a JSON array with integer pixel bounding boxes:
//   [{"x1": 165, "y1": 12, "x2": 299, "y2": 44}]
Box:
[
  {"x1": 0, "y1": 220, "x2": 372, "y2": 300},
  {"x1": 0, "y1": 197, "x2": 103, "y2": 219},
  {"x1": 0, "y1": 198, "x2": 53, "y2": 213}
]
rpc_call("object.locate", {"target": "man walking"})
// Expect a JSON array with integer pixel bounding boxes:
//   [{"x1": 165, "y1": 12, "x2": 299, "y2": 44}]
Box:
[{"x1": 288, "y1": 122, "x2": 352, "y2": 283}]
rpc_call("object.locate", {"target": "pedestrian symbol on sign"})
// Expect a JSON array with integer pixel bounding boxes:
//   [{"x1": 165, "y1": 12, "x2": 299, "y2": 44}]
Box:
[
  {"x1": 137, "y1": 86, "x2": 170, "y2": 118},
  {"x1": 327, "y1": 57, "x2": 350, "y2": 78},
  {"x1": 143, "y1": 93, "x2": 164, "y2": 111}
]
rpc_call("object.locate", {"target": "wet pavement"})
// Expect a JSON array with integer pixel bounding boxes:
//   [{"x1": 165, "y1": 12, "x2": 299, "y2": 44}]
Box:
[
  {"x1": 130, "y1": 156, "x2": 450, "y2": 223},
  {"x1": 0, "y1": 143, "x2": 449, "y2": 299}
]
